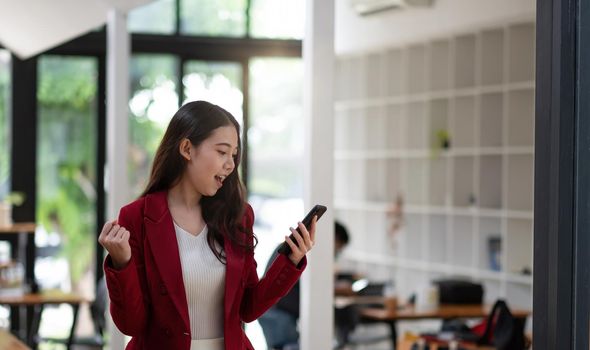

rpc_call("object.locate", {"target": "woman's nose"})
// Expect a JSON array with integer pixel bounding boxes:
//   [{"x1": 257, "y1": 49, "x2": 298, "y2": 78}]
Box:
[{"x1": 226, "y1": 157, "x2": 235, "y2": 170}]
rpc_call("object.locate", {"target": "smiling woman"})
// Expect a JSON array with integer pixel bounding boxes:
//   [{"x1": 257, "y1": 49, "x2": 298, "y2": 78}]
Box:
[{"x1": 99, "y1": 100, "x2": 316, "y2": 350}]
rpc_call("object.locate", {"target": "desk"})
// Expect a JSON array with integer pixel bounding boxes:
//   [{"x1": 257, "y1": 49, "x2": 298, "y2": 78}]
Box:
[
  {"x1": 358, "y1": 304, "x2": 531, "y2": 350},
  {"x1": 0, "y1": 292, "x2": 86, "y2": 349}
]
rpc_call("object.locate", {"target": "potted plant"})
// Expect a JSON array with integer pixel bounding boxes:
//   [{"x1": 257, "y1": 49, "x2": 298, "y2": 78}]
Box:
[{"x1": 0, "y1": 192, "x2": 25, "y2": 227}]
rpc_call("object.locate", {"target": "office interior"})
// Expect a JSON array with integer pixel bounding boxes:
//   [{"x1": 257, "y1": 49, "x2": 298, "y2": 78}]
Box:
[{"x1": 0, "y1": 0, "x2": 538, "y2": 349}]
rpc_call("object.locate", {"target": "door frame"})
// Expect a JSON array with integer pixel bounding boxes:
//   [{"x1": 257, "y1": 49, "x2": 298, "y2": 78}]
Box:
[{"x1": 534, "y1": 0, "x2": 590, "y2": 348}]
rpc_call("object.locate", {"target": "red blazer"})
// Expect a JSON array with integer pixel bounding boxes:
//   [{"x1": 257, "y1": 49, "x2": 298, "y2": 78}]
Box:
[{"x1": 103, "y1": 191, "x2": 306, "y2": 350}]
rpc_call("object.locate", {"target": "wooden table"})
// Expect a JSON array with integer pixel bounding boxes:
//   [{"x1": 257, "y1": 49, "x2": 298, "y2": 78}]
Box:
[
  {"x1": 358, "y1": 304, "x2": 531, "y2": 350},
  {"x1": 335, "y1": 295, "x2": 386, "y2": 308},
  {"x1": 397, "y1": 337, "x2": 495, "y2": 350},
  {"x1": 361, "y1": 304, "x2": 531, "y2": 321},
  {"x1": 0, "y1": 292, "x2": 87, "y2": 349},
  {"x1": 0, "y1": 329, "x2": 30, "y2": 349}
]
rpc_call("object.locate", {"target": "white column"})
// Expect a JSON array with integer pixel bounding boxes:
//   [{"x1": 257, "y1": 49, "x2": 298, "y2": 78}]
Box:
[
  {"x1": 106, "y1": 8, "x2": 130, "y2": 350},
  {"x1": 300, "y1": 0, "x2": 335, "y2": 349}
]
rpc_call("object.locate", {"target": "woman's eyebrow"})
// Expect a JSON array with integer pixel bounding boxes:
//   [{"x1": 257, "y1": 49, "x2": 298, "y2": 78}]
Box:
[{"x1": 215, "y1": 142, "x2": 238, "y2": 150}]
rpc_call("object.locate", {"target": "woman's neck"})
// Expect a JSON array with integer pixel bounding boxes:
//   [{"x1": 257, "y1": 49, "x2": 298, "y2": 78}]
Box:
[{"x1": 168, "y1": 180, "x2": 202, "y2": 210}]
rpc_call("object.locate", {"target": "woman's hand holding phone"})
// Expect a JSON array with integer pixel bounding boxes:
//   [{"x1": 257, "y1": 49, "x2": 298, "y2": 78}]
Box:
[{"x1": 284, "y1": 216, "x2": 317, "y2": 266}]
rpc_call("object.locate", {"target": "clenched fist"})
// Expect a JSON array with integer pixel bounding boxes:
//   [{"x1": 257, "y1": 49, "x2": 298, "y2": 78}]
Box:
[{"x1": 98, "y1": 220, "x2": 131, "y2": 269}]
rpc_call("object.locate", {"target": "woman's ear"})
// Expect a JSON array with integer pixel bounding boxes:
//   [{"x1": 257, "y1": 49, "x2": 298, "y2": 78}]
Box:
[{"x1": 179, "y1": 138, "x2": 192, "y2": 161}]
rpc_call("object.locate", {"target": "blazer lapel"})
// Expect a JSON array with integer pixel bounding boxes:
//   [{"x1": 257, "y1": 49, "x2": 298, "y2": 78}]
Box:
[
  {"x1": 224, "y1": 233, "x2": 245, "y2": 319},
  {"x1": 143, "y1": 191, "x2": 190, "y2": 331}
]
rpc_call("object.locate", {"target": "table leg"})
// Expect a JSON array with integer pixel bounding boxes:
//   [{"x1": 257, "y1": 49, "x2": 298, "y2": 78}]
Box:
[
  {"x1": 25, "y1": 234, "x2": 36, "y2": 287},
  {"x1": 28, "y1": 304, "x2": 43, "y2": 349},
  {"x1": 26, "y1": 306, "x2": 35, "y2": 345},
  {"x1": 388, "y1": 320, "x2": 397, "y2": 350},
  {"x1": 67, "y1": 303, "x2": 80, "y2": 349}
]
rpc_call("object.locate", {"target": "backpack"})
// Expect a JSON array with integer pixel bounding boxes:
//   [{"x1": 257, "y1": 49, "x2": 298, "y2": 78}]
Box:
[{"x1": 475, "y1": 299, "x2": 526, "y2": 350}]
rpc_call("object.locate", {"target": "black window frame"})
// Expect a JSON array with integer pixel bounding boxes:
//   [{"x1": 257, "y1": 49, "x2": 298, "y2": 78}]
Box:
[{"x1": 533, "y1": 0, "x2": 590, "y2": 348}]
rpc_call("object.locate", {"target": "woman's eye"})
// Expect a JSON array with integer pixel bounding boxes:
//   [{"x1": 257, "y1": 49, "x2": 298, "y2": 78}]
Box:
[{"x1": 218, "y1": 151, "x2": 227, "y2": 156}]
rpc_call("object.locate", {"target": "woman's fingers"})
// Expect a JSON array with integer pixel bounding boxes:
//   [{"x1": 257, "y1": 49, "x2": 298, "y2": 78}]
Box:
[
  {"x1": 98, "y1": 221, "x2": 129, "y2": 247},
  {"x1": 286, "y1": 219, "x2": 320, "y2": 266},
  {"x1": 310, "y1": 216, "x2": 317, "y2": 243},
  {"x1": 107, "y1": 224, "x2": 120, "y2": 239},
  {"x1": 285, "y1": 235, "x2": 299, "y2": 253},
  {"x1": 290, "y1": 227, "x2": 306, "y2": 253},
  {"x1": 115, "y1": 227, "x2": 127, "y2": 240},
  {"x1": 99, "y1": 220, "x2": 115, "y2": 240},
  {"x1": 297, "y1": 222, "x2": 313, "y2": 249}
]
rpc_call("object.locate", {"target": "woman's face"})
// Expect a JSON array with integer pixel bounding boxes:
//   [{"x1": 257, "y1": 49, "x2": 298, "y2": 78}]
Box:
[{"x1": 185, "y1": 125, "x2": 239, "y2": 197}]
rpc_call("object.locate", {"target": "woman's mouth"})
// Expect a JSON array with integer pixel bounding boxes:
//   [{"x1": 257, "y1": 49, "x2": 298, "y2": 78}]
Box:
[{"x1": 215, "y1": 175, "x2": 226, "y2": 187}]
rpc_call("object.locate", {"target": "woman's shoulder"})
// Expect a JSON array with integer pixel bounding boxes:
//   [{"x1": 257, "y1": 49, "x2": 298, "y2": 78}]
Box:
[
  {"x1": 119, "y1": 196, "x2": 147, "y2": 219},
  {"x1": 242, "y1": 202, "x2": 255, "y2": 226},
  {"x1": 122, "y1": 196, "x2": 147, "y2": 211}
]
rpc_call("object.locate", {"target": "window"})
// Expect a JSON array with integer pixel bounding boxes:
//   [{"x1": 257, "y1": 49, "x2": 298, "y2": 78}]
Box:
[
  {"x1": 37, "y1": 56, "x2": 98, "y2": 290},
  {"x1": 129, "y1": 0, "x2": 305, "y2": 39},
  {"x1": 36, "y1": 55, "x2": 98, "y2": 337},
  {"x1": 128, "y1": 0, "x2": 176, "y2": 34},
  {"x1": 182, "y1": 60, "x2": 243, "y2": 123},
  {"x1": 248, "y1": 58, "x2": 304, "y2": 200},
  {"x1": 245, "y1": 56, "x2": 304, "y2": 349},
  {"x1": 180, "y1": 0, "x2": 247, "y2": 37},
  {"x1": 251, "y1": 0, "x2": 305, "y2": 39},
  {"x1": 128, "y1": 54, "x2": 180, "y2": 198},
  {"x1": 0, "y1": 50, "x2": 10, "y2": 200}
]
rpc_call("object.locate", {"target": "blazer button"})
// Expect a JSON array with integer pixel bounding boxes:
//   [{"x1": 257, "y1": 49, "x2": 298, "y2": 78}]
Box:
[
  {"x1": 160, "y1": 283, "x2": 167, "y2": 295},
  {"x1": 164, "y1": 328, "x2": 172, "y2": 337}
]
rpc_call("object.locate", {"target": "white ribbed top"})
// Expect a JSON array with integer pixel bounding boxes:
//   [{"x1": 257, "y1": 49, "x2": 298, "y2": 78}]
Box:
[{"x1": 174, "y1": 222, "x2": 226, "y2": 340}]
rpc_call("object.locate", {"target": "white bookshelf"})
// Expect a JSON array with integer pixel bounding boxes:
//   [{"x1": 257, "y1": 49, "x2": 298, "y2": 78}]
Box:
[{"x1": 334, "y1": 21, "x2": 535, "y2": 310}]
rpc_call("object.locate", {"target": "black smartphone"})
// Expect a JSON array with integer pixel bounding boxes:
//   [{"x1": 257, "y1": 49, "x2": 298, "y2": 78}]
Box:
[{"x1": 277, "y1": 204, "x2": 327, "y2": 255}]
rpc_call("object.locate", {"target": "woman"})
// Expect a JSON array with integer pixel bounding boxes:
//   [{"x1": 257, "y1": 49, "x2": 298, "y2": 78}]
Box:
[{"x1": 98, "y1": 101, "x2": 316, "y2": 350}]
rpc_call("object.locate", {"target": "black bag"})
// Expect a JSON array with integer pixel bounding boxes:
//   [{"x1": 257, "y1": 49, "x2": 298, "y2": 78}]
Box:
[
  {"x1": 433, "y1": 279, "x2": 484, "y2": 304},
  {"x1": 478, "y1": 299, "x2": 526, "y2": 350}
]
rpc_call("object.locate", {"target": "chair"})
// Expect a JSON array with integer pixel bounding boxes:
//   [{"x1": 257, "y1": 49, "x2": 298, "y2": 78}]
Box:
[{"x1": 39, "y1": 277, "x2": 106, "y2": 350}]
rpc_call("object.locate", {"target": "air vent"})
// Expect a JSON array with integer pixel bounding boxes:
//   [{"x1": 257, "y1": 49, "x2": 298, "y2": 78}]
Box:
[{"x1": 351, "y1": 0, "x2": 434, "y2": 16}]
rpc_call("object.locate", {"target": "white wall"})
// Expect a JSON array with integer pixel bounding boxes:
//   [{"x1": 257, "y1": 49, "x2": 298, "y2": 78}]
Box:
[{"x1": 335, "y1": 0, "x2": 535, "y2": 54}]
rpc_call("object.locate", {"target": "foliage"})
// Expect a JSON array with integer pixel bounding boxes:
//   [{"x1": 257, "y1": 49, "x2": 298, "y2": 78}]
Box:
[
  {"x1": 180, "y1": 0, "x2": 247, "y2": 37},
  {"x1": 2, "y1": 192, "x2": 25, "y2": 206},
  {"x1": 37, "y1": 56, "x2": 98, "y2": 286}
]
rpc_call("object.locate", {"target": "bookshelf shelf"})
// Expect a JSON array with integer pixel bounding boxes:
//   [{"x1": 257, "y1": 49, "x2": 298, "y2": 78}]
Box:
[{"x1": 334, "y1": 20, "x2": 535, "y2": 308}]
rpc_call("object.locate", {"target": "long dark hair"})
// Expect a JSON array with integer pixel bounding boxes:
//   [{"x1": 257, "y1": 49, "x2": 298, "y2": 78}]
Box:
[{"x1": 142, "y1": 101, "x2": 256, "y2": 262}]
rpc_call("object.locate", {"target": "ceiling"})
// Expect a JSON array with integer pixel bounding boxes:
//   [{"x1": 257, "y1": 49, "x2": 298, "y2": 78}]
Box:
[{"x1": 0, "y1": 0, "x2": 152, "y2": 59}]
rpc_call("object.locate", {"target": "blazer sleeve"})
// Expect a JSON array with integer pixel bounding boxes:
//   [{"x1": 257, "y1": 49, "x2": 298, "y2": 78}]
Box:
[
  {"x1": 103, "y1": 202, "x2": 150, "y2": 336},
  {"x1": 240, "y1": 204, "x2": 307, "y2": 323}
]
